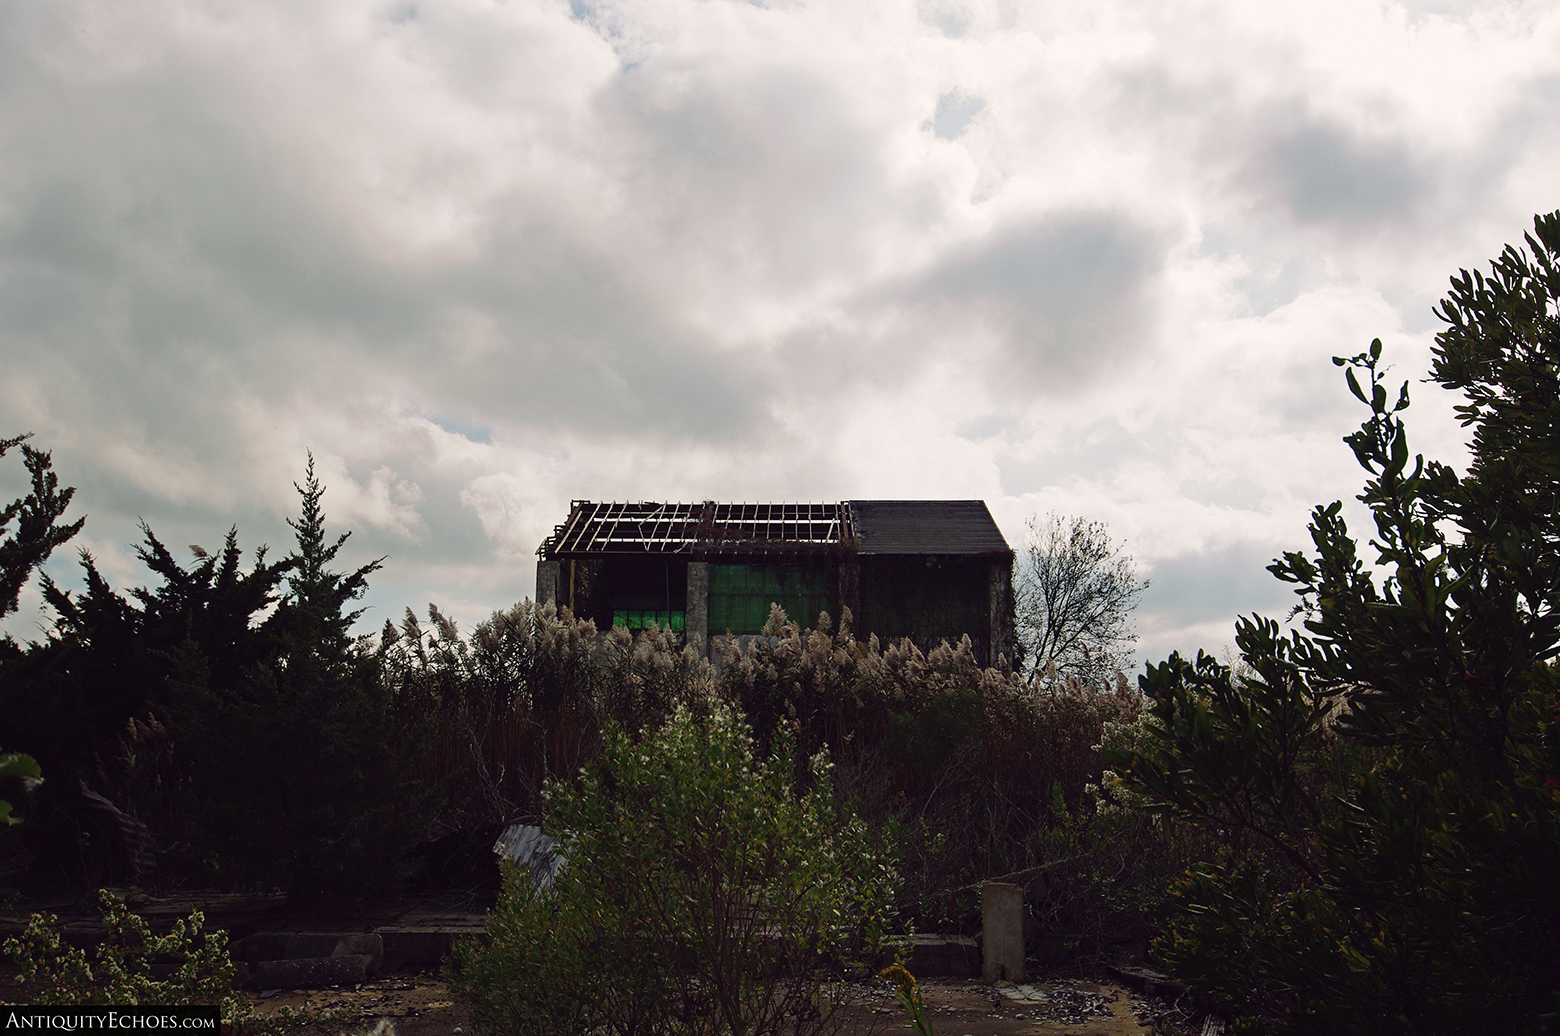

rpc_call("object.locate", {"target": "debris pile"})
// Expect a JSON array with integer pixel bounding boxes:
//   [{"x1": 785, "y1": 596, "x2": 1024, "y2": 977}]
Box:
[{"x1": 997, "y1": 979, "x2": 1116, "y2": 1025}]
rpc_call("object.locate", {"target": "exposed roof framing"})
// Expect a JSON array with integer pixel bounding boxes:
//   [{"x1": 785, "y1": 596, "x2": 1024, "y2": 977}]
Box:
[
  {"x1": 541, "y1": 501, "x2": 849, "y2": 557},
  {"x1": 541, "y1": 499, "x2": 1013, "y2": 559}
]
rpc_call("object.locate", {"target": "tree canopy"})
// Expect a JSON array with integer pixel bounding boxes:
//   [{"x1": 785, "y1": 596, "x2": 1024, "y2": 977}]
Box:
[{"x1": 1106, "y1": 212, "x2": 1560, "y2": 1035}]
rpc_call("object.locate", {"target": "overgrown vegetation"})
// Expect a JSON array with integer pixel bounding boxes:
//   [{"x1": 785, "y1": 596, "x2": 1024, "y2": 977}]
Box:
[
  {"x1": 3, "y1": 889, "x2": 249, "y2": 1018},
  {"x1": 392, "y1": 600, "x2": 1154, "y2": 941},
  {"x1": 447, "y1": 701, "x2": 901, "y2": 1036},
  {"x1": 2, "y1": 889, "x2": 358, "y2": 1030},
  {"x1": 1, "y1": 432, "x2": 82, "y2": 828},
  {"x1": 0, "y1": 456, "x2": 433, "y2": 898}
]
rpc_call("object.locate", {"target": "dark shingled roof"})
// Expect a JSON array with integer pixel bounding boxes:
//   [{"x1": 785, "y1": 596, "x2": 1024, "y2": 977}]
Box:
[{"x1": 847, "y1": 500, "x2": 1010, "y2": 556}]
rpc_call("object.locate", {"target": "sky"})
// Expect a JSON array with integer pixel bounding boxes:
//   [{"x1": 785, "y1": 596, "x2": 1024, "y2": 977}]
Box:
[{"x1": 2, "y1": 0, "x2": 1556, "y2": 666}]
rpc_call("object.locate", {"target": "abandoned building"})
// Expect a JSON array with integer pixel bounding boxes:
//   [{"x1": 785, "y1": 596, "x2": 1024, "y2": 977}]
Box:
[{"x1": 535, "y1": 500, "x2": 1015, "y2": 666}]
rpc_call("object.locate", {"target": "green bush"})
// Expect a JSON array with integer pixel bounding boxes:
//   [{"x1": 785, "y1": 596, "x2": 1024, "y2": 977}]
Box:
[
  {"x1": 446, "y1": 700, "x2": 902, "y2": 1036},
  {"x1": 2, "y1": 889, "x2": 249, "y2": 1022}
]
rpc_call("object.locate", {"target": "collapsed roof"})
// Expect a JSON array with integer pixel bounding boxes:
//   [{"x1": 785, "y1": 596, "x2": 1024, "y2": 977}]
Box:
[{"x1": 538, "y1": 500, "x2": 1010, "y2": 558}]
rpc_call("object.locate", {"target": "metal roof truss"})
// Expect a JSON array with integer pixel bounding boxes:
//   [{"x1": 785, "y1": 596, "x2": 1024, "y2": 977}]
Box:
[{"x1": 543, "y1": 501, "x2": 848, "y2": 556}]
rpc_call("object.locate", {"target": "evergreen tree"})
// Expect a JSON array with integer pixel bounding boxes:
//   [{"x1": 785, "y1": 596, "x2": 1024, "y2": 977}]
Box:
[
  {"x1": 172, "y1": 455, "x2": 429, "y2": 898},
  {"x1": 1, "y1": 434, "x2": 83, "y2": 627},
  {"x1": 1, "y1": 433, "x2": 81, "y2": 827},
  {"x1": 2, "y1": 455, "x2": 431, "y2": 895},
  {"x1": 1106, "y1": 214, "x2": 1560, "y2": 1034}
]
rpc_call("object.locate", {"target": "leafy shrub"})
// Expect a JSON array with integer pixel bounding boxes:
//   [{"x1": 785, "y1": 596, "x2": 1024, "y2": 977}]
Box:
[
  {"x1": 446, "y1": 701, "x2": 902, "y2": 1036},
  {"x1": 3, "y1": 889, "x2": 249, "y2": 1022},
  {"x1": 0, "y1": 749, "x2": 39, "y2": 827}
]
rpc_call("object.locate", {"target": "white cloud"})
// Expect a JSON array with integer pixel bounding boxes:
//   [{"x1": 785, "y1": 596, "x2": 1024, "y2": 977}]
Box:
[{"x1": 1, "y1": 0, "x2": 1548, "y2": 657}]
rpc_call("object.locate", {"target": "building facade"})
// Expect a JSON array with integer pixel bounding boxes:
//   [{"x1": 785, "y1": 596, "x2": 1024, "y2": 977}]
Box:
[{"x1": 535, "y1": 500, "x2": 1015, "y2": 667}]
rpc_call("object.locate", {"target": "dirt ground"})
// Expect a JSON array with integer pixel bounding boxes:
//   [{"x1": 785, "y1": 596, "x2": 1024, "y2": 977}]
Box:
[{"x1": 248, "y1": 969, "x2": 1192, "y2": 1036}]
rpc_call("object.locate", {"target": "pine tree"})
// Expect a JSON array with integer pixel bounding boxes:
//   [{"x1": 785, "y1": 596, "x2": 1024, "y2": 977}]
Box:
[
  {"x1": 0, "y1": 434, "x2": 83, "y2": 625},
  {"x1": 1, "y1": 436, "x2": 79, "y2": 829},
  {"x1": 173, "y1": 455, "x2": 430, "y2": 898}
]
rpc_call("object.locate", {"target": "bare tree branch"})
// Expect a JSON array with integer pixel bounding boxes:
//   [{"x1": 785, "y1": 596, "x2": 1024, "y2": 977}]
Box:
[{"x1": 1014, "y1": 513, "x2": 1147, "y2": 686}]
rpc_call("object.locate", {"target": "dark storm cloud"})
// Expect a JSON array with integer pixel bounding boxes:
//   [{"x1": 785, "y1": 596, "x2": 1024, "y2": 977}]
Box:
[
  {"x1": 430, "y1": 229, "x2": 771, "y2": 440},
  {"x1": 897, "y1": 211, "x2": 1167, "y2": 390},
  {"x1": 1251, "y1": 120, "x2": 1433, "y2": 227}
]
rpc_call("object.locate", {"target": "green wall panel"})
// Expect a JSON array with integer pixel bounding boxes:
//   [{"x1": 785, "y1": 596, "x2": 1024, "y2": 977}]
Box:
[
  {"x1": 612, "y1": 609, "x2": 686, "y2": 632},
  {"x1": 708, "y1": 564, "x2": 835, "y2": 635}
]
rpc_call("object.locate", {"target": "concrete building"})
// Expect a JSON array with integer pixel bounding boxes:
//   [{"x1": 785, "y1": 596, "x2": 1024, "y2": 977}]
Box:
[{"x1": 535, "y1": 500, "x2": 1015, "y2": 667}]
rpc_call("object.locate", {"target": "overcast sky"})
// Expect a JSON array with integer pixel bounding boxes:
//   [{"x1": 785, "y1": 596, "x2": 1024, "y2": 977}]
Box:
[{"x1": 2, "y1": 0, "x2": 1555, "y2": 665}]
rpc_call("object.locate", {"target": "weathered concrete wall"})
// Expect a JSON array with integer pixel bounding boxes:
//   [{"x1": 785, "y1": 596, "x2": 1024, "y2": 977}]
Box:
[
  {"x1": 536, "y1": 559, "x2": 560, "y2": 605},
  {"x1": 686, "y1": 561, "x2": 709, "y2": 657},
  {"x1": 989, "y1": 558, "x2": 1015, "y2": 669},
  {"x1": 838, "y1": 559, "x2": 861, "y2": 633}
]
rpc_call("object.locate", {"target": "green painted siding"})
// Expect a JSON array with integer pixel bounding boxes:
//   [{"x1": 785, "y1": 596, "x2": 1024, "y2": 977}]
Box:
[{"x1": 708, "y1": 564, "x2": 835, "y2": 635}]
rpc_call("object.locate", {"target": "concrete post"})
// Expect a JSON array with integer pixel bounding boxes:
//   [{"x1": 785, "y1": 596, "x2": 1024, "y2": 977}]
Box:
[
  {"x1": 536, "y1": 560, "x2": 560, "y2": 606},
  {"x1": 838, "y1": 559, "x2": 861, "y2": 636},
  {"x1": 686, "y1": 561, "x2": 709, "y2": 657},
  {"x1": 981, "y1": 881, "x2": 1025, "y2": 982},
  {"x1": 989, "y1": 558, "x2": 1015, "y2": 669}
]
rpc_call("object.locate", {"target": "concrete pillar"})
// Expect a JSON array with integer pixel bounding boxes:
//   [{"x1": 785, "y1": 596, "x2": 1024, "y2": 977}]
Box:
[
  {"x1": 838, "y1": 559, "x2": 861, "y2": 637},
  {"x1": 989, "y1": 559, "x2": 1015, "y2": 669},
  {"x1": 981, "y1": 881, "x2": 1025, "y2": 983},
  {"x1": 686, "y1": 561, "x2": 709, "y2": 657},
  {"x1": 536, "y1": 560, "x2": 560, "y2": 606}
]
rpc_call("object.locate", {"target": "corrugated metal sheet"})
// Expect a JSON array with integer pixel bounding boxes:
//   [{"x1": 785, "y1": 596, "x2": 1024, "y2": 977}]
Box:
[{"x1": 847, "y1": 500, "x2": 1010, "y2": 555}]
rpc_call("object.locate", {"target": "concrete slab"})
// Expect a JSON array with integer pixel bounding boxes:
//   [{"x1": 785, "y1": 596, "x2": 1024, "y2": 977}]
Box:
[
  {"x1": 376, "y1": 925, "x2": 487, "y2": 971},
  {"x1": 905, "y1": 934, "x2": 980, "y2": 978}
]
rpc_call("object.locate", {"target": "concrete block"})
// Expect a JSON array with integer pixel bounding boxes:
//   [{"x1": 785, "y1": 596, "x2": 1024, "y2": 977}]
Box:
[
  {"x1": 283, "y1": 933, "x2": 341, "y2": 960},
  {"x1": 536, "y1": 560, "x2": 560, "y2": 605},
  {"x1": 905, "y1": 935, "x2": 980, "y2": 977},
  {"x1": 253, "y1": 954, "x2": 369, "y2": 990},
  {"x1": 377, "y1": 925, "x2": 486, "y2": 970},
  {"x1": 230, "y1": 932, "x2": 291, "y2": 964},
  {"x1": 981, "y1": 881, "x2": 1025, "y2": 983},
  {"x1": 332, "y1": 933, "x2": 384, "y2": 975},
  {"x1": 686, "y1": 561, "x2": 709, "y2": 656}
]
